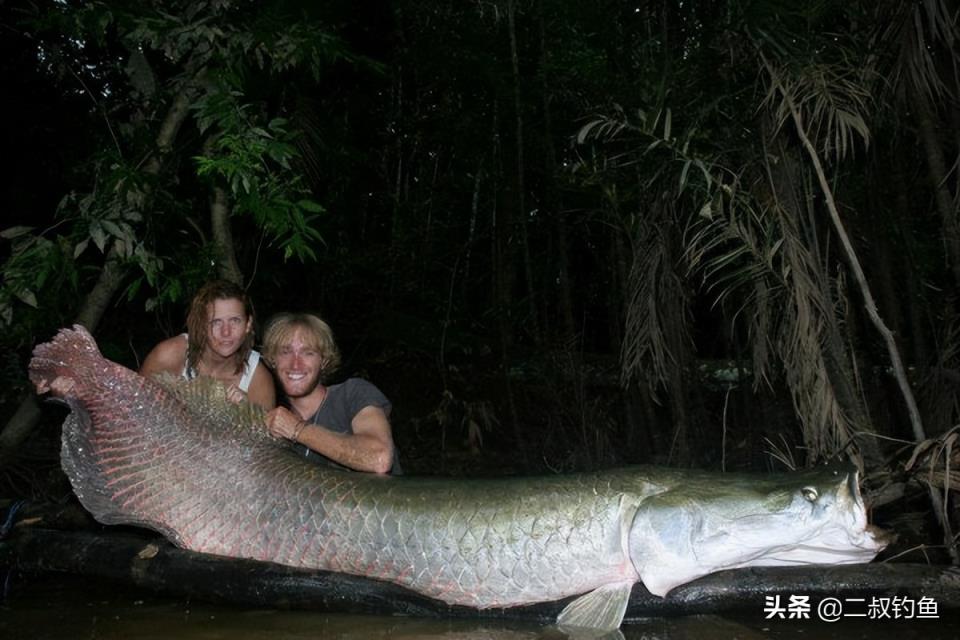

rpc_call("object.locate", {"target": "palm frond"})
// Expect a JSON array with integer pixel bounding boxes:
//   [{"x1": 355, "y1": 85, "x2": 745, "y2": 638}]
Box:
[
  {"x1": 878, "y1": 0, "x2": 958, "y2": 102},
  {"x1": 763, "y1": 62, "x2": 874, "y2": 164},
  {"x1": 621, "y1": 213, "x2": 683, "y2": 389}
]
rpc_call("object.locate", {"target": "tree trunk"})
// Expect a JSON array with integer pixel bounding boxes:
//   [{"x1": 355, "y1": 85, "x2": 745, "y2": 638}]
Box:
[
  {"x1": 6, "y1": 527, "x2": 958, "y2": 619},
  {"x1": 663, "y1": 236, "x2": 694, "y2": 467},
  {"x1": 506, "y1": 0, "x2": 540, "y2": 342},
  {"x1": 890, "y1": 157, "x2": 931, "y2": 371},
  {"x1": 487, "y1": 97, "x2": 526, "y2": 464},
  {"x1": 536, "y1": 0, "x2": 574, "y2": 342},
  {"x1": 209, "y1": 182, "x2": 243, "y2": 286},
  {"x1": 913, "y1": 92, "x2": 960, "y2": 296}
]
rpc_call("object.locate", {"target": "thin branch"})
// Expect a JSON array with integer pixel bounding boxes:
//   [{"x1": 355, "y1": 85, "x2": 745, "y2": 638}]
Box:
[{"x1": 760, "y1": 51, "x2": 926, "y2": 445}]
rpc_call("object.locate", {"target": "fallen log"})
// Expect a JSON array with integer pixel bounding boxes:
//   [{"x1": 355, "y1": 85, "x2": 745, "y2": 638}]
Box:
[{"x1": 2, "y1": 526, "x2": 958, "y2": 623}]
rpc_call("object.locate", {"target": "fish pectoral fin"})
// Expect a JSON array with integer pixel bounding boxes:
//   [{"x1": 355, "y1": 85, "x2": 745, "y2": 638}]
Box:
[{"x1": 556, "y1": 580, "x2": 634, "y2": 632}]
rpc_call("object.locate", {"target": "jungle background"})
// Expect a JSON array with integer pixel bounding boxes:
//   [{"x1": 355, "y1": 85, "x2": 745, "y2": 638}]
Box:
[{"x1": 0, "y1": 0, "x2": 958, "y2": 562}]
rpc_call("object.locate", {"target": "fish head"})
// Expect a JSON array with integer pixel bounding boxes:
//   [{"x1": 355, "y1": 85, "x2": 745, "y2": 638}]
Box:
[{"x1": 628, "y1": 465, "x2": 890, "y2": 597}]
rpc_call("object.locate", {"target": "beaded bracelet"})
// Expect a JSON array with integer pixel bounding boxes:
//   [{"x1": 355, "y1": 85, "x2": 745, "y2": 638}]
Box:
[{"x1": 292, "y1": 420, "x2": 308, "y2": 442}]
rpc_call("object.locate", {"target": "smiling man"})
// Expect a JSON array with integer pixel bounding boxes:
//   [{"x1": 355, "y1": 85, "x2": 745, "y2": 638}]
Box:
[{"x1": 262, "y1": 312, "x2": 399, "y2": 475}]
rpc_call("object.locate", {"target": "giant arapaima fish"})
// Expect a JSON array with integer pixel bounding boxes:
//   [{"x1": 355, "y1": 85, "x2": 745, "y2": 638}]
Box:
[{"x1": 29, "y1": 325, "x2": 888, "y2": 632}]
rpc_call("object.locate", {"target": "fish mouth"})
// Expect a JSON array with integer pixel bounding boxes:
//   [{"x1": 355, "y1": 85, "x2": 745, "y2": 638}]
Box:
[
  {"x1": 848, "y1": 471, "x2": 865, "y2": 508},
  {"x1": 865, "y1": 524, "x2": 896, "y2": 549},
  {"x1": 844, "y1": 471, "x2": 893, "y2": 552},
  {"x1": 752, "y1": 530, "x2": 888, "y2": 565}
]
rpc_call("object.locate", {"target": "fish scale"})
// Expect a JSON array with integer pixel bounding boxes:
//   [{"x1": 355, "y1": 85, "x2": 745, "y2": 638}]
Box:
[{"x1": 29, "y1": 325, "x2": 888, "y2": 632}]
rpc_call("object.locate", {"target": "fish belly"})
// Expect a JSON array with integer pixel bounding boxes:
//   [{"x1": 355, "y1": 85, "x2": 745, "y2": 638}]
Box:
[{"x1": 267, "y1": 472, "x2": 644, "y2": 607}]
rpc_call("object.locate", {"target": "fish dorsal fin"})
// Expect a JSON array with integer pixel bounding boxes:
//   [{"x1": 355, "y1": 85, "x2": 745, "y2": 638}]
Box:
[
  {"x1": 151, "y1": 372, "x2": 269, "y2": 439},
  {"x1": 556, "y1": 579, "x2": 634, "y2": 633}
]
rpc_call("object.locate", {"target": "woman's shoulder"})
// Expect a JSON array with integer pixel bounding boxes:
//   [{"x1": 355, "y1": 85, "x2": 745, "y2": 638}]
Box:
[
  {"x1": 249, "y1": 356, "x2": 273, "y2": 383},
  {"x1": 159, "y1": 333, "x2": 189, "y2": 349},
  {"x1": 154, "y1": 334, "x2": 189, "y2": 359},
  {"x1": 246, "y1": 357, "x2": 276, "y2": 409},
  {"x1": 140, "y1": 334, "x2": 188, "y2": 375}
]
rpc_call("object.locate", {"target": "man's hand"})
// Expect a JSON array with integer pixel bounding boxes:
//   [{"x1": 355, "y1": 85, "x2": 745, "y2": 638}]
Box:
[{"x1": 264, "y1": 406, "x2": 303, "y2": 440}]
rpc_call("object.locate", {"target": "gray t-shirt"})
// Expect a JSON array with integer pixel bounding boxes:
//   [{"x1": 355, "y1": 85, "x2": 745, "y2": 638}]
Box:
[{"x1": 293, "y1": 378, "x2": 401, "y2": 474}]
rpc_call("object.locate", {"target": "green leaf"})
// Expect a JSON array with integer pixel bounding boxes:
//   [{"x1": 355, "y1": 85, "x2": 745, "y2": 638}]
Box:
[
  {"x1": 101, "y1": 219, "x2": 124, "y2": 238},
  {"x1": 698, "y1": 200, "x2": 713, "y2": 220},
  {"x1": 695, "y1": 160, "x2": 712, "y2": 189},
  {"x1": 577, "y1": 118, "x2": 605, "y2": 144},
  {"x1": 14, "y1": 289, "x2": 38, "y2": 308},
  {"x1": 90, "y1": 223, "x2": 108, "y2": 252},
  {"x1": 73, "y1": 238, "x2": 90, "y2": 259},
  {"x1": 0, "y1": 226, "x2": 35, "y2": 239},
  {"x1": 296, "y1": 199, "x2": 325, "y2": 213},
  {"x1": 679, "y1": 159, "x2": 691, "y2": 191},
  {"x1": 125, "y1": 276, "x2": 142, "y2": 301}
]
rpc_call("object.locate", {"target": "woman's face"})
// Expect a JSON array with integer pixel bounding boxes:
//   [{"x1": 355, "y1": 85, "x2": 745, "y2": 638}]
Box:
[{"x1": 205, "y1": 298, "x2": 252, "y2": 358}]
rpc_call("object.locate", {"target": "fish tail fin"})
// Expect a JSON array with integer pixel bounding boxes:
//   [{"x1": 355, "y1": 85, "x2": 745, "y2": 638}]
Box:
[{"x1": 29, "y1": 325, "x2": 104, "y2": 398}]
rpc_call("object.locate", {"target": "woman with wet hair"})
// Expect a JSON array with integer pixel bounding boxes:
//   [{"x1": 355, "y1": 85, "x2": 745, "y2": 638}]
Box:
[{"x1": 140, "y1": 280, "x2": 276, "y2": 409}]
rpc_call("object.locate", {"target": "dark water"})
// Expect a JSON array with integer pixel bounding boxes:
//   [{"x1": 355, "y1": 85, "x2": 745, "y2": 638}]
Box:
[{"x1": 1, "y1": 574, "x2": 955, "y2": 640}]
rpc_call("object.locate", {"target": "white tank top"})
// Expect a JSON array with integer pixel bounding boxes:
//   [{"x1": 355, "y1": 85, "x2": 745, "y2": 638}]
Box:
[{"x1": 180, "y1": 334, "x2": 261, "y2": 392}]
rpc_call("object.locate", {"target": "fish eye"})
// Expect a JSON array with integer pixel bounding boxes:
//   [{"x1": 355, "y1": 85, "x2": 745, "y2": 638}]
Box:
[{"x1": 801, "y1": 486, "x2": 819, "y2": 502}]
